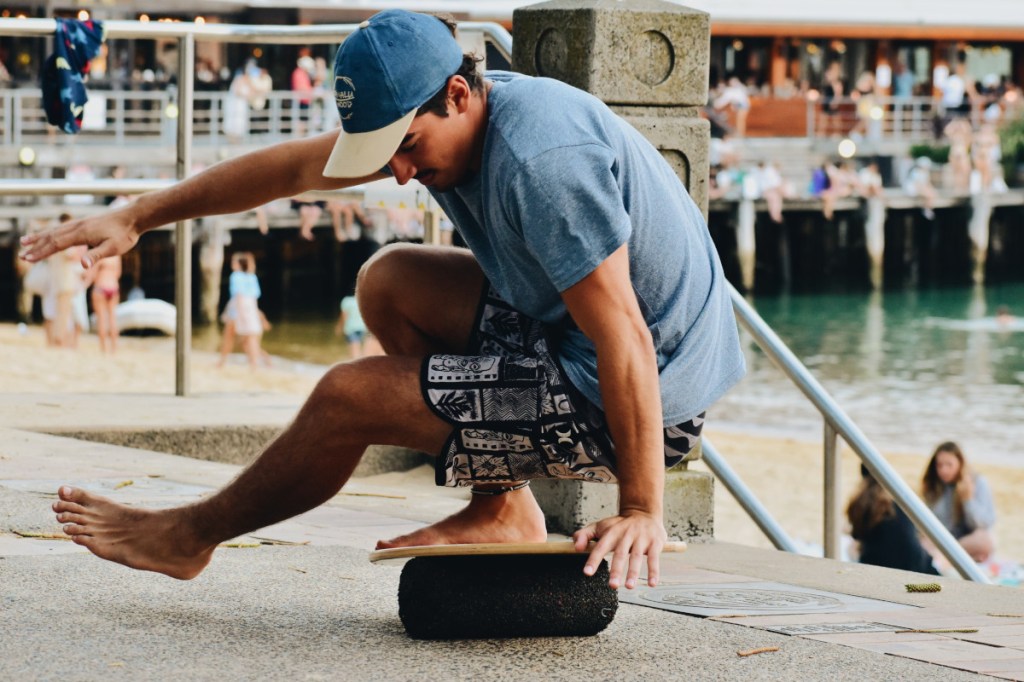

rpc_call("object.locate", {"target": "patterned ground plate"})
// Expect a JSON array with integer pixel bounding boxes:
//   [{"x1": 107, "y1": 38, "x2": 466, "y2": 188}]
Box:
[
  {"x1": 619, "y1": 581, "x2": 913, "y2": 617},
  {"x1": 762, "y1": 621, "x2": 907, "y2": 636}
]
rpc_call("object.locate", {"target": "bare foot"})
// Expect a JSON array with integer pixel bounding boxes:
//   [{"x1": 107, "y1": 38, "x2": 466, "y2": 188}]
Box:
[
  {"x1": 53, "y1": 486, "x2": 215, "y2": 580},
  {"x1": 375, "y1": 485, "x2": 547, "y2": 549}
]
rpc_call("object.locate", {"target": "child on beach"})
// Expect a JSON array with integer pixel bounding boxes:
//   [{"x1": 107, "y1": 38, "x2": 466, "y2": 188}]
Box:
[
  {"x1": 217, "y1": 252, "x2": 270, "y2": 369},
  {"x1": 335, "y1": 294, "x2": 368, "y2": 359},
  {"x1": 334, "y1": 294, "x2": 382, "y2": 359}
]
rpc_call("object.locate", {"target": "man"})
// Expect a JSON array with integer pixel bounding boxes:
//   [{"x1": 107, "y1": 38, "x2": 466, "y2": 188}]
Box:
[{"x1": 21, "y1": 10, "x2": 744, "y2": 590}]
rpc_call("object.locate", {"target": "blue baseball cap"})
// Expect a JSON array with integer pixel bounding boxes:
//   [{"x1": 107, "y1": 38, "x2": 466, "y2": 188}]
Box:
[{"x1": 323, "y1": 10, "x2": 464, "y2": 178}]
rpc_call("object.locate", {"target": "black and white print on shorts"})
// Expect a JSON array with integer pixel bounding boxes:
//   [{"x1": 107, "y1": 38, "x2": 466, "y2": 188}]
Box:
[{"x1": 422, "y1": 285, "x2": 704, "y2": 487}]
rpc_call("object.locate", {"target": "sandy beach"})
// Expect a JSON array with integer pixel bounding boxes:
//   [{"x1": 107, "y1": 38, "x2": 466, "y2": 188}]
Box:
[{"x1": 2, "y1": 321, "x2": 1021, "y2": 569}]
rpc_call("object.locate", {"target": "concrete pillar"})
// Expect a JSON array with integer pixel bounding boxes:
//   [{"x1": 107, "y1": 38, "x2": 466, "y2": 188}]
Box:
[
  {"x1": 513, "y1": 0, "x2": 711, "y2": 215},
  {"x1": 968, "y1": 192, "x2": 992, "y2": 284},
  {"x1": 513, "y1": 0, "x2": 714, "y2": 540},
  {"x1": 736, "y1": 199, "x2": 756, "y2": 291},
  {"x1": 864, "y1": 197, "x2": 886, "y2": 289},
  {"x1": 198, "y1": 217, "x2": 229, "y2": 326}
]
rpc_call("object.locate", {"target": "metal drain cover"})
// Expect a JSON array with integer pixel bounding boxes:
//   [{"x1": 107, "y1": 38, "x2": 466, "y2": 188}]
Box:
[{"x1": 619, "y1": 581, "x2": 912, "y2": 617}]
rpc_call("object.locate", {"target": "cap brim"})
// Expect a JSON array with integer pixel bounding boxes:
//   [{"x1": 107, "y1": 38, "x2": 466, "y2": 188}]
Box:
[{"x1": 322, "y1": 108, "x2": 417, "y2": 178}]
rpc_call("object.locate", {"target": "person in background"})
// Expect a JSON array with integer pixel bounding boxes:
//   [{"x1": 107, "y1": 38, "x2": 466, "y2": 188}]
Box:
[
  {"x1": 940, "y1": 59, "x2": 976, "y2": 123},
  {"x1": 753, "y1": 161, "x2": 792, "y2": 224},
  {"x1": 49, "y1": 213, "x2": 87, "y2": 348},
  {"x1": 850, "y1": 71, "x2": 877, "y2": 139},
  {"x1": 70, "y1": 253, "x2": 92, "y2": 349},
  {"x1": 891, "y1": 59, "x2": 914, "y2": 99},
  {"x1": 292, "y1": 195, "x2": 326, "y2": 241},
  {"x1": 224, "y1": 66, "x2": 253, "y2": 142},
  {"x1": 291, "y1": 49, "x2": 315, "y2": 136},
  {"x1": 326, "y1": 199, "x2": 370, "y2": 242},
  {"x1": 995, "y1": 305, "x2": 1015, "y2": 328},
  {"x1": 903, "y1": 157, "x2": 937, "y2": 220},
  {"x1": 847, "y1": 465, "x2": 939, "y2": 575},
  {"x1": 820, "y1": 61, "x2": 845, "y2": 137},
  {"x1": 972, "y1": 123, "x2": 1004, "y2": 193},
  {"x1": 90, "y1": 254, "x2": 122, "y2": 354},
  {"x1": 921, "y1": 441, "x2": 996, "y2": 563},
  {"x1": 335, "y1": 294, "x2": 370, "y2": 359},
  {"x1": 820, "y1": 160, "x2": 857, "y2": 220},
  {"x1": 218, "y1": 252, "x2": 269, "y2": 369},
  {"x1": 945, "y1": 117, "x2": 973, "y2": 193},
  {"x1": 713, "y1": 75, "x2": 750, "y2": 138},
  {"x1": 241, "y1": 60, "x2": 274, "y2": 136},
  {"x1": 856, "y1": 160, "x2": 884, "y2": 198}
]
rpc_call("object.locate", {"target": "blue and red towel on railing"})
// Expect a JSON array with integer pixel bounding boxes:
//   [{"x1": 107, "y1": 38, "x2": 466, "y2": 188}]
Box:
[{"x1": 41, "y1": 18, "x2": 106, "y2": 134}]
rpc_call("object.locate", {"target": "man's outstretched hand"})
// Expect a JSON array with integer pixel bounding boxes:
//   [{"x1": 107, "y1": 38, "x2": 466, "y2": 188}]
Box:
[
  {"x1": 573, "y1": 510, "x2": 667, "y2": 590},
  {"x1": 20, "y1": 211, "x2": 139, "y2": 268}
]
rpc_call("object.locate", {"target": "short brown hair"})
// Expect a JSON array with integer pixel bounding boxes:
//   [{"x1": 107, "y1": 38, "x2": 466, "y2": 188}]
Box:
[{"x1": 415, "y1": 14, "x2": 484, "y2": 118}]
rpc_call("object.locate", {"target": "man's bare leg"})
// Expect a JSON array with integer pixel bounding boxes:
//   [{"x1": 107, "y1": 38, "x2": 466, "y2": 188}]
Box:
[
  {"x1": 358, "y1": 243, "x2": 546, "y2": 549},
  {"x1": 53, "y1": 244, "x2": 545, "y2": 577},
  {"x1": 54, "y1": 354, "x2": 453, "y2": 579}
]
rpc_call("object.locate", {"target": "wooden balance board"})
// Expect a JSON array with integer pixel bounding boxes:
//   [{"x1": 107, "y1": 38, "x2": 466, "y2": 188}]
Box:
[{"x1": 370, "y1": 539, "x2": 687, "y2": 563}]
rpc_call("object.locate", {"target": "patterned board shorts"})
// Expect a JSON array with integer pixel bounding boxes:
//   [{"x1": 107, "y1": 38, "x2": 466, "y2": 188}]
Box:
[{"x1": 421, "y1": 286, "x2": 705, "y2": 488}]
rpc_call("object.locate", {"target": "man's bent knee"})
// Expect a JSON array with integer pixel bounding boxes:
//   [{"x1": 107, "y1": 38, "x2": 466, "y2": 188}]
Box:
[{"x1": 356, "y1": 244, "x2": 483, "y2": 356}]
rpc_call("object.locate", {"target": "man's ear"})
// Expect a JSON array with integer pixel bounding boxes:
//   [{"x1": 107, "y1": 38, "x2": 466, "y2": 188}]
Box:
[{"x1": 449, "y1": 75, "x2": 472, "y2": 114}]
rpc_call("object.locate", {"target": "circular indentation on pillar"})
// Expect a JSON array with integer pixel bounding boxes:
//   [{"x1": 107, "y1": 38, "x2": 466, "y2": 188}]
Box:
[
  {"x1": 660, "y1": 150, "x2": 690, "y2": 188},
  {"x1": 535, "y1": 28, "x2": 569, "y2": 81},
  {"x1": 641, "y1": 588, "x2": 843, "y2": 611},
  {"x1": 630, "y1": 30, "x2": 674, "y2": 86}
]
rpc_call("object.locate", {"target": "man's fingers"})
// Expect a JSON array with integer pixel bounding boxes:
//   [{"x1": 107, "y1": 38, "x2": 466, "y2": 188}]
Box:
[
  {"x1": 608, "y1": 546, "x2": 630, "y2": 589},
  {"x1": 573, "y1": 525, "x2": 596, "y2": 552},
  {"x1": 624, "y1": 551, "x2": 646, "y2": 590},
  {"x1": 583, "y1": 532, "x2": 615, "y2": 577},
  {"x1": 20, "y1": 222, "x2": 78, "y2": 262},
  {"x1": 83, "y1": 242, "x2": 116, "y2": 268},
  {"x1": 646, "y1": 544, "x2": 661, "y2": 587}
]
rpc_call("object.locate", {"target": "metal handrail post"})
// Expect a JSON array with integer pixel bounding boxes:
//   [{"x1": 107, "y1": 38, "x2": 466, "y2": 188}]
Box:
[
  {"x1": 114, "y1": 93, "x2": 125, "y2": 144},
  {"x1": 3, "y1": 90, "x2": 11, "y2": 146},
  {"x1": 729, "y1": 284, "x2": 990, "y2": 583},
  {"x1": 0, "y1": 179, "x2": 174, "y2": 196},
  {"x1": 12, "y1": 92, "x2": 21, "y2": 147},
  {"x1": 175, "y1": 33, "x2": 195, "y2": 397},
  {"x1": 701, "y1": 438, "x2": 800, "y2": 553},
  {"x1": 823, "y1": 421, "x2": 841, "y2": 559}
]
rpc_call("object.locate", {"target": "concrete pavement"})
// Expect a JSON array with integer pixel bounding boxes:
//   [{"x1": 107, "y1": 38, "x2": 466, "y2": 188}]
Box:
[{"x1": 2, "y1": 392, "x2": 1022, "y2": 680}]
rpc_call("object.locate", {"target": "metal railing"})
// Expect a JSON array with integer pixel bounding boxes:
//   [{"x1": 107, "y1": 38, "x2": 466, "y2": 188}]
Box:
[
  {"x1": 1, "y1": 88, "x2": 349, "y2": 147},
  {"x1": 0, "y1": 17, "x2": 513, "y2": 396},
  {"x1": 705, "y1": 284, "x2": 990, "y2": 583},
  {"x1": 2, "y1": 90, "x2": 1001, "y2": 148},
  {"x1": 806, "y1": 95, "x2": 938, "y2": 142},
  {"x1": 0, "y1": 17, "x2": 986, "y2": 583}
]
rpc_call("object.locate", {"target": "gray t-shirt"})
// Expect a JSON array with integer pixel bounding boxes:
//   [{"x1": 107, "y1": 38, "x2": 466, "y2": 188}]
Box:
[
  {"x1": 928, "y1": 475, "x2": 996, "y2": 538},
  {"x1": 430, "y1": 71, "x2": 744, "y2": 424}
]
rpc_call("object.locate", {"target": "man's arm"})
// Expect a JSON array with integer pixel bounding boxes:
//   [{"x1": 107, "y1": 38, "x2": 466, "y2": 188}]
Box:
[
  {"x1": 562, "y1": 243, "x2": 667, "y2": 590},
  {"x1": 20, "y1": 130, "x2": 384, "y2": 266}
]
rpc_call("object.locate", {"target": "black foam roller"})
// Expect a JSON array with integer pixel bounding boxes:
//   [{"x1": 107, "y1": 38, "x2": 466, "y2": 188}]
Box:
[{"x1": 397, "y1": 554, "x2": 618, "y2": 639}]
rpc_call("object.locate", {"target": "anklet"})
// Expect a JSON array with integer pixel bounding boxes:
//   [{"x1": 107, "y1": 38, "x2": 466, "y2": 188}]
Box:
[{"x1": 470, "y1": 481, "x2": 530, "y2": 496}]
